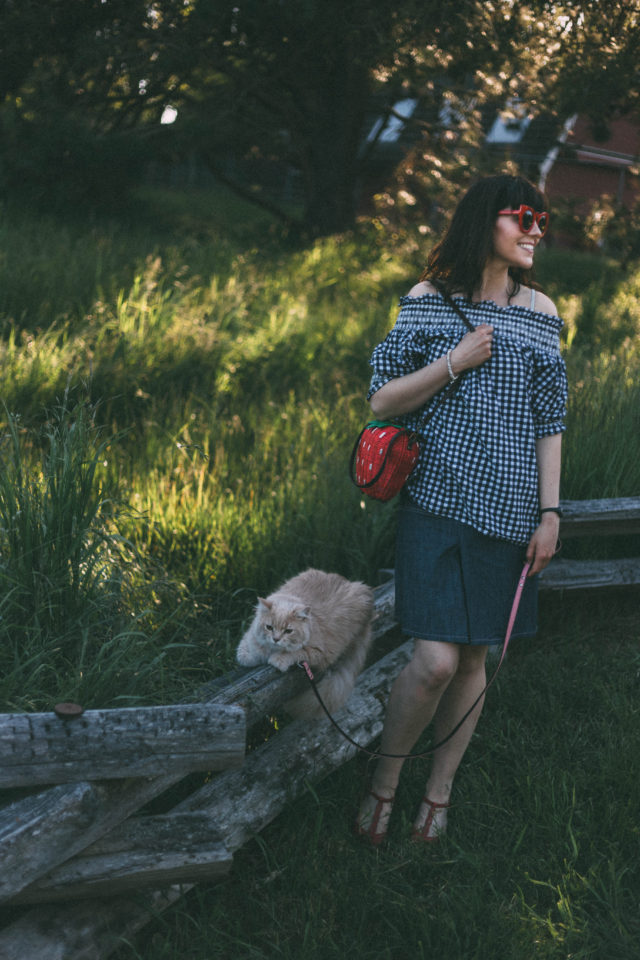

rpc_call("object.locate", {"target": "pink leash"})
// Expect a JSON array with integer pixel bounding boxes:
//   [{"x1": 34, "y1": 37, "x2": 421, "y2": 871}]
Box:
[
  {"x1": 299, "y1": 562, "x2": 531, "y2": 760},
  {"x1": 493, "y1": 560, "x2": 530, "y2": 673}
]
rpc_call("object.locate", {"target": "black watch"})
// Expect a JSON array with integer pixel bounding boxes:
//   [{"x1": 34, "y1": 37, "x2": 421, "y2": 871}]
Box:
[{"x1": 540, "y1": 506, "x2": 563, "y2": 518}]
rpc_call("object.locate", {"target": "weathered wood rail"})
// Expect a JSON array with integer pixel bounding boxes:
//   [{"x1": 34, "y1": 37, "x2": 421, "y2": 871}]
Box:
[
  {"x1": 0, "y1": 703, "x2": 245, "y2": 788},
  {"x1": 0, "y1": 497, "x2": 637, "y2": 959},
  {"x1": 538, "y1": 496, "x2": 640, "y2": 591}
]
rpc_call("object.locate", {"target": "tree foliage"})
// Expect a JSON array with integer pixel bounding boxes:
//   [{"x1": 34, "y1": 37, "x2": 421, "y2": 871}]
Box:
[{"x1": 1, "y1": 1, "x2": 639, "y2": 232}]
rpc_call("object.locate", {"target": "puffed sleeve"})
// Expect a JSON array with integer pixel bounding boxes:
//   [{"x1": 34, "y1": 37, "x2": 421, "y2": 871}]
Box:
[
  {"x1": 367, "y1": 328, "x2": 431, "y2": 399},
  {"x1": 367, "y1": 298, "x2": 453, "y2": 400},
  {"x1": 531, "y1": 349, "x2": 568, "y2": 438}
]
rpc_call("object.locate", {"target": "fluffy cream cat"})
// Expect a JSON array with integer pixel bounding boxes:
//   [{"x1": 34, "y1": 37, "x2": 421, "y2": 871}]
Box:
[{"x1": 236, "y1": 568, "x2": 374, "y2": 719}]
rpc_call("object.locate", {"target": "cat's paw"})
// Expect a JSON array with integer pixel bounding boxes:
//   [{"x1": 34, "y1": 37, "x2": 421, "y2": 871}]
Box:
[
  {"x1": 236, "y1": 642, "x2": 263, "y2": 667},
  {"x1": 267, "y1": 651, "x2": 296, "y2": 672}
]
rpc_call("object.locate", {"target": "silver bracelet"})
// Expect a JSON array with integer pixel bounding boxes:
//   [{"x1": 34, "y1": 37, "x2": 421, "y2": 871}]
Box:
[{"x1": 446, "y1": 349, "x2": 458, "y2": 382}]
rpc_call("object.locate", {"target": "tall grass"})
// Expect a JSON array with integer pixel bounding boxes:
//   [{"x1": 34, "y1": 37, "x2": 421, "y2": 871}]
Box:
[
  {"x1": 0, "y1": 189, "x2": 639, "y2": 957},
  {"x1": 0, "y1": 193, "x2": 639, "y2": 690},
  {"x1": 0, "y1": 395, "x2": 203, "y2": 714},
  {"x1": 0, "y1": 397, "x2": 116, "y2": 636}
]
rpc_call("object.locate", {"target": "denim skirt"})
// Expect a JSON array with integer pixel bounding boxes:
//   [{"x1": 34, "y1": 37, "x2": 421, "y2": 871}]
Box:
[{"x1": 395, "y1": 502, "x2": 538, "y2": 645}]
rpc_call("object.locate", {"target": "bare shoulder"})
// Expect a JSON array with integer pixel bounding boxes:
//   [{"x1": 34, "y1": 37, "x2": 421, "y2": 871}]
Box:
[
  {"x1": 406, "y1": 280, "x2": 438, "y2": 298},
  {"x1": 517, "y1": 286, "x2": 558, "y2": 316},
  {"x1": 533, "y1": 290, "x2": 558, "y2": 316}
]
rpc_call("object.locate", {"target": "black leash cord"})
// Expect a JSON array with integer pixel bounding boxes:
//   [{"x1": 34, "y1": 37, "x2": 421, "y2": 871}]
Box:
[
  {"x1": 296, "y1": 562, "x2": 530, "y2": 761},
  {"x1": 297, "y1": 653, "x2": 500, "y2": 760}
]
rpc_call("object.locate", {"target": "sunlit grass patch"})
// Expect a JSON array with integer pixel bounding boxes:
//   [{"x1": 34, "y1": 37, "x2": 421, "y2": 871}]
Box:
[{"x1": 0, "y1": 189, "x2": 639, "y2": 960}]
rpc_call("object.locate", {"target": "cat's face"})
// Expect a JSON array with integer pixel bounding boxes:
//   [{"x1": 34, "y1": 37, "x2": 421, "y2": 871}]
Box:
[{"x1": 257, "y1": 598, "x2": 310, "y2": 652}]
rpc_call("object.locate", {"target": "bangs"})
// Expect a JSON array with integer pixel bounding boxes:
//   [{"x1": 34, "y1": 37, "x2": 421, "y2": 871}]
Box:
[{"x1": 498, "y1": 179, "x2": 546, "y2": 213}]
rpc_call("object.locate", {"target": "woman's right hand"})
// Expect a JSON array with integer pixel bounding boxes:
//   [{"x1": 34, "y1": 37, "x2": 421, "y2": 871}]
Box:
[
  {"x1": 370, "y1": 323, "x2": 494, "y2": 419},
  {"x1": 450, "y1": 324, "x2": 493, "y2": 374}
]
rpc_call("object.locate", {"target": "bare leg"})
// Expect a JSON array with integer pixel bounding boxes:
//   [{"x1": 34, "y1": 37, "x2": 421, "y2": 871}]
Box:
[
  {"x1": 356, "y1": 640, "x2": 461, "y2": 836},
  {"x1": 413, "y1": 643, "x2": 488, "y2": 839}
]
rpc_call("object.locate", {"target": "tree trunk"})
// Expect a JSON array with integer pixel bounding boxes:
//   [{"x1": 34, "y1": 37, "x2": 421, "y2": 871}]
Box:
[{"x1": 302, "y1": 87, "x2": 370, "y2": 234}]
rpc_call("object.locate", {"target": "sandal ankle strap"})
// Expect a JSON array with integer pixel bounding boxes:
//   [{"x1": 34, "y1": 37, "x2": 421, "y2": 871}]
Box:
[{"x1": 369, "y1": 789, "x2": 395, "y2": 803}]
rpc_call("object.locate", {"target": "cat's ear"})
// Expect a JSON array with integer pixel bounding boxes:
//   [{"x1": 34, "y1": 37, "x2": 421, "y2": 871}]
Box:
[
  {"x1": 257, "y1": 597, "x2": 272, "y2": 610},
  {"x1": 295, "y1": 605, "x2": 311, "y2": 620}
]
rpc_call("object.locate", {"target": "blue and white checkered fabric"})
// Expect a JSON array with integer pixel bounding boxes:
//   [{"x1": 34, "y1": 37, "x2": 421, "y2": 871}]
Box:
[{"x1": 368, "y1": 294, "x2": 568, "y2": 545}]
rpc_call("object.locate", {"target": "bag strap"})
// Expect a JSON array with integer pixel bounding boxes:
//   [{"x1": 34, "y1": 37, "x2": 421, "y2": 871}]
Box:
[
  {"x1": 444, "y1": 292, "x2": 476, "y2": 332},
  {"x1": 298, "y1": 562, "x2": 531, "y2": 760},
  {"x1": 349, "y1": 295, "x2": 476, "y2": 487},
  {"x1": 409, "y1": 293, "x2": 475, "y2": 438}
]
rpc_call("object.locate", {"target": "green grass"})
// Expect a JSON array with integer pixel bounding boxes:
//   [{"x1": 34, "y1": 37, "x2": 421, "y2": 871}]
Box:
[
  {"x1": 0, "y1": 187, "x2": 638, "y2": 695},
  {"x1": 0, "y1": 393, "x2": 203, "y2": 714},
  {"x1": 114, "y1": 593, "x2": 640, "y2": 960},
  {"x1": 0, "y1": 185, "x2": 638, "y2": 956}
]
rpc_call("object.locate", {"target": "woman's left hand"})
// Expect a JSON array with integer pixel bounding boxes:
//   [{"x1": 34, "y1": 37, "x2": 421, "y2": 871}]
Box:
[{"x1": 526, "y1": 515, "x2": 560, "y2": 575}]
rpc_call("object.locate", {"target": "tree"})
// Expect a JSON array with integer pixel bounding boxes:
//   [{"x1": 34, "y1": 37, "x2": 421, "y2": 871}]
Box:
[
  {"x1": 546, "y1": 1, "x2": 640, "y2": 124},
  {"x1": 2, "y1": 0, "x2": 640, "y2": 232},
  {"x1": 158, "y1": 0, "x2": 549, "y2": 234}
]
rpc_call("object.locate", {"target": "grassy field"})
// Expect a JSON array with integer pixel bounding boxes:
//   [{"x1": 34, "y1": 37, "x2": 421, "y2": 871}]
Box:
[
  {"x1": 0, "y1": 185, "x2": 639, "y2": 957},
  {"x1": 121, "y1": 592, "x2": 640, "y2": 960}
]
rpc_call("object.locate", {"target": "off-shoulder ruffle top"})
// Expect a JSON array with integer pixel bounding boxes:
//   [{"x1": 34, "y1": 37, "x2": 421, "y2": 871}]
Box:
[{"x1": 368, "y1": 293, "x2": 568, "y2": 544}]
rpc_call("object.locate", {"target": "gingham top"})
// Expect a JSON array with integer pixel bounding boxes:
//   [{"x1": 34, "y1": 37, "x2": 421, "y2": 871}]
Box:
[{"x1": 368, "y1": 293, "x2": 568, "y2": 545}]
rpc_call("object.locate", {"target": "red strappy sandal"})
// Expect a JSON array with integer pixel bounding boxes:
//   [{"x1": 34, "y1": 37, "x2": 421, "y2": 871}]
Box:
[
  {"x1": 354, "y1": 790, "x2": 394, "y2": 847},
  {"x1": 410, "y1": 796, "x2": 450, "y2": 844}
]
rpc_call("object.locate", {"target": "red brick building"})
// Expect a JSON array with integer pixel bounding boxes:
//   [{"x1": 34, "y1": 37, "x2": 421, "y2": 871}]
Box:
[{"x1": 542, "y1": 113, "x2": 640, "y2": 212}]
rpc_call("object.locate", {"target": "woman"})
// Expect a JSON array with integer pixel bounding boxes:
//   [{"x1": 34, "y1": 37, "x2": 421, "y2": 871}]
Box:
[{"x1": 355, "y1": 174, "x2": 567, "y2": 845}]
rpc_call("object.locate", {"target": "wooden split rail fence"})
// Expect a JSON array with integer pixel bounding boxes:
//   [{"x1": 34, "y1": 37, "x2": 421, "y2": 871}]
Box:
[{"x1": 0, "y1": 497, "x2": 638, "y2": 959}]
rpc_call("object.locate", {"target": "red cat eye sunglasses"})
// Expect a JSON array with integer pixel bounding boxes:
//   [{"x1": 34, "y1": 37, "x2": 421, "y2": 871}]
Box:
[{"x1": 498, "y1": 204, "x2": 549, "y2": 236}]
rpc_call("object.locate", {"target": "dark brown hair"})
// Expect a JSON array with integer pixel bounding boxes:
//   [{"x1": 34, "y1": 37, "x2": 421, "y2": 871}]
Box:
[{"x1": 421, "y1": 174, "x2": 548, "y2": 300}]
